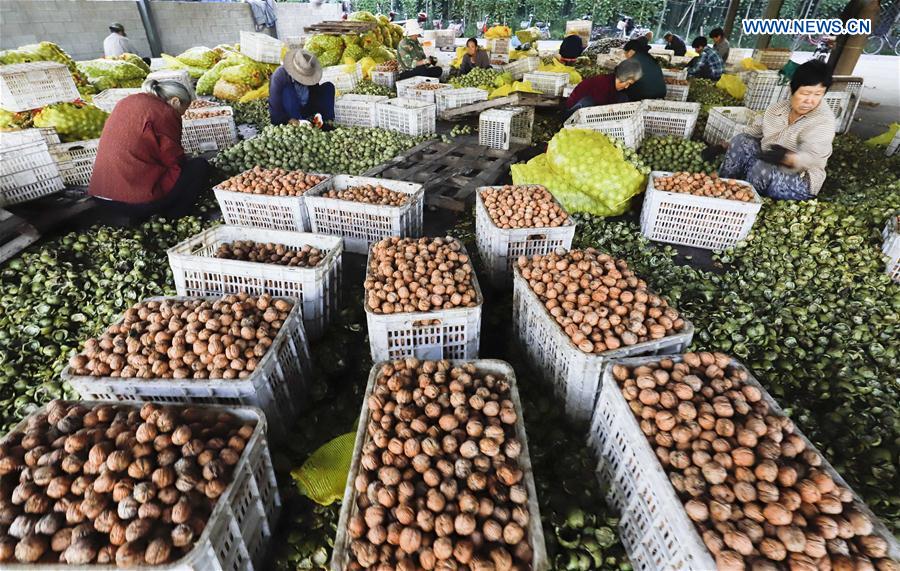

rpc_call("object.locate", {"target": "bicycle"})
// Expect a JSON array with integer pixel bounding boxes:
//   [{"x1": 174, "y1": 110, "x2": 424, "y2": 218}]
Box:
[
  {"x1": 863, "y1": 32, "x2": 900, "y2": 55},
  {"x1": 791, "y1": 33, "x2": 835, "y2": 61}
]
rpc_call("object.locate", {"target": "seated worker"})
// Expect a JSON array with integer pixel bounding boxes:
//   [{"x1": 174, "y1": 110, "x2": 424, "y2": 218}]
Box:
[
  {"x1": 687, "y1": 36, "x2": 724, "y2": 80},
  {"x1": 89, "y1": 79, "x2": 209, "y2": 223},
  {"x1": 459, "y1": 37, "x2": 491, "y2": 74},
  {"x1": 710, "y1": 27, "x2": 731, "y2": 64},
  {"x1": 623, "y1": 38, "x2": 666, "y2": 100},
  {"x1": 558, "y1": 34, "x2": 585, "y2": 64},
  {"x1": 714, "y1": 60, "x2": 836, "y2": 201},
  {"x1": 663, "y1": 32, "x2": 687, "y2": 56},
  {"x1": 564, "y1": 59, "x2": 643, "y2": 115},
  {"x1": 269, "y1": 49, "x2": 335, "y2": 127},
  {"x1": 397, "y1": 21, "x2": 443, "y2": 80}
]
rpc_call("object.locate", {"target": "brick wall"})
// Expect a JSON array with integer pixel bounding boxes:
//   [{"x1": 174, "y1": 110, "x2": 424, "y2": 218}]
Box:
[{"x1": 0, "y1": 0, "x2": 150, "y2": 61}]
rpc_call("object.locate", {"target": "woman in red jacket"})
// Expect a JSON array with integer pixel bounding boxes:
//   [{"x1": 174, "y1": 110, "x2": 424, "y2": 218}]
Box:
[{"x1": 89, "y1": 79, "x2": 209, "y2": 222}]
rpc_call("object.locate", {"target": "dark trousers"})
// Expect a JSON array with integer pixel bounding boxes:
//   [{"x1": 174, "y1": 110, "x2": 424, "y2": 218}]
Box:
[
  {"x1": 397, "y1": 65, "x2": 443, "y2": 81},
  {"x1": 93, "y1": 157, "x2": 211, "y2": 225},
  {"x1": 280, "y1": 82, "x2": 336, "y2": 123}
]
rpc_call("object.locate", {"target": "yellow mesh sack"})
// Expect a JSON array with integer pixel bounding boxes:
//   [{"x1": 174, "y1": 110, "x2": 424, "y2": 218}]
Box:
[{"x1": 290, "y1": 432, "x2": 356, "y2": 505}]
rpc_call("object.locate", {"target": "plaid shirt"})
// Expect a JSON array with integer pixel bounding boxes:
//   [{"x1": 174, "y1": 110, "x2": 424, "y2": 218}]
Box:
[
  {"x1": 397, "y1": 38, "x2": 426, "y2": 71},
  {"x1": 688, "y1": 46, "x2": 724, "y2": 80}
]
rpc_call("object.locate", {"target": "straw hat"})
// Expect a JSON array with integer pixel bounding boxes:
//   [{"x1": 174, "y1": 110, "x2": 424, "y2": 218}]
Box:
[
  {"x1": 404, "y1": 20, "x2": 425, "y2": 37},
  {"x1": 283, "y1": 48, "x2": 323, "y2": 86}
]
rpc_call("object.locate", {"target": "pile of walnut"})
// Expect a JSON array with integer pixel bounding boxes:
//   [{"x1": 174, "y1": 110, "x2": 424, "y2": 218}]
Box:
[
  {"x1": 654, "y1": 172, "x2": 754, "y2": 202},
  {"x1": 365, "y1": 237, "x2": 479, "y2": 315},
  {"x1": 67, "y1": 294, "x2": 292, "y2": 380},
  {"x1": 322, "y1": 184, "x2": 411, "y2": 207},
  {"x1": 665, "y1": 78, "x2": 690, "y2": 86},
  {"x1": 412, "y1": 82, "x2": 449, "y2": 91},
  {"x1": 0, "y1": 401, "x2": 254, "y2": 566},
  {"x1": 516, "y1": 249, "x2": 686, "y2": 354},
  {"x1": 215, "y1": 241, "x2": 324, "y2": 268},
  {"x1": 613, "y1": 353, "x2": 898, "y2": 571},
  {"x1": 480, "y1": 185, "x2": 569, "y2": 230},
  {"x1": 218, "y1": 166, "x2": 326, "y2": 197},
  {"x1": 347, "y1": 359, "x2": 534, "y2": 571},
  {"x1": 375, "y1": 60, "x2": 399, "y2": 72}
]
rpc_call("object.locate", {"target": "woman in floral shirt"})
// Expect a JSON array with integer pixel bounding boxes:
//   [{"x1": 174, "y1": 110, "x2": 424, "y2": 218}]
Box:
[{"x1": 397, "y1": 21, "x2": 443, "y2": 80}]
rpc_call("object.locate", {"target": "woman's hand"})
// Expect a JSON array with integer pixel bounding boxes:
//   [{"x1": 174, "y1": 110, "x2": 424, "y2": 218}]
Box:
[{"x1": 781, "y1": 151, "x2": 796, "y2": 168}]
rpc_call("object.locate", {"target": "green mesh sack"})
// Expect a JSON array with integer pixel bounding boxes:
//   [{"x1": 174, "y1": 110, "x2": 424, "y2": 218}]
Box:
[
  {"x1": 176, "y1": 46, "x2": 219, "y2": 69},
  {"x1": 220, "y1": 62, "x2": 268, "y2": 89},
  {"x1": 33, "y1": 102, "x2": 108, "y2": 142},
  {"x1": 290, "y1": 432, "x2": 356, "y2": 505}
]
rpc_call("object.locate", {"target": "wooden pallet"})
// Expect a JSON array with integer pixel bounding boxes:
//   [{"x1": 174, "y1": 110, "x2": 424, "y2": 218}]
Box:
[
  {"x1": 440, "y1": 91, "x2": 561, "y2": 120},
  {"x1": 304, "y1": 21, "x2": 376, "y2": 35},
  {"x1": 363, "y1": 139, "x2": 521, "y2": 212},
  {"x1": 0, "y1": 208, "x2": 40, "y2": 264}
]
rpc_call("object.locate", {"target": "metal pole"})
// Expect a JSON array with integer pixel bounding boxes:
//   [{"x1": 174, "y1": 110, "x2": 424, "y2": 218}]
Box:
[
  {"x1": 831, "y1": 0, "x2": 880, "y2": 74},
  {"x1": 656, "y1": 0, "x2": 668, "y2": 39},
  {"x1": 135, "y1": 0, "x2": 162, "y2": 58},
  {"x1": 754, "y1": 0, "x2": 786, "y2": 50},
  {"x1": 723, "y1": 0, "x2": 741, "y2": 37},
  {"x1": 685, "y1": 0, "x2": 697, "y2": 40}
]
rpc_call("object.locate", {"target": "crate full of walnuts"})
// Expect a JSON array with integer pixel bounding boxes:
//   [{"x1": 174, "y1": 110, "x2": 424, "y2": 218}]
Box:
[
  {"x1": 61, "y1": 294, "x2": 312, "y2": 441},
  {"x1": 512, "y1": 249, "x2": 694, "y2": 422},
  {"x1": 167, "y1": 225, "x2": 343, "y2": 341},
  {"x1": 589, "y1": 354, "x2": 900, "y2": 571},
  {"x1": 332, "y1": 359, "x2": 549, "y2": 571},
  {"x1": 474, "y1": 185, "x2": 576, "y2": 287},
  {"x1": 364, "y1": 237, "x2": 482, "y2": 362},
  {"x1": 0, "y1": 400, "x2": 279, "y2": 568},
  {"x1": 304, "y1": 175, "x2": 425, "y2": 255}
]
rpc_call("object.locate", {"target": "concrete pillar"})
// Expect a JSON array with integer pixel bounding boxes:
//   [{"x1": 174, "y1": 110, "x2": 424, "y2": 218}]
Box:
[
  {"x1": 136, "y1": 0, "x2": 162, "y2": 58},
  {"x1": 754, "y1": 0, "x2": 786, "y2": 50},
  {"x1": 723, "y1": 0, "x2": 742, "y2": 37},
  {"x1": 830, "y1": 0, "x2": 880, "y2": 75}
]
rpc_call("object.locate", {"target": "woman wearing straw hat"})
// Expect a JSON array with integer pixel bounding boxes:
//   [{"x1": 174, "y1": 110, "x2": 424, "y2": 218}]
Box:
[
  {"x1": 269, "y1": 48, "x2": 335, "y2": 127},
  {"x1": 397, "y1": 20, "x2": 443, "y2": 81}
]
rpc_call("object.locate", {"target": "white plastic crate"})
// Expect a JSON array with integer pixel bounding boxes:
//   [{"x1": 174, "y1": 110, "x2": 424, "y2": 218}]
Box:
[
  {"x1": 405, "y1": 82, "x2": 452, "y2": 103},
  {"x1": 523, "y1": 71, "x2": 569, "y2": 96},
  {"x1": 167, "y1": 226, "x2": 343, "y2": 340},
  {"x1": 596, "y1": 53, "x2": 625, "y2": 68},
  {"x1": 703, "y1": 106, "x2": 763, "y2": 146},
  {"x1": 62, "y1": 295, "x2": 312, "y2": 441},
  {"x1": 503, "y1": 56, "x2": 540, "y2": 80},
  {"x1": 2, "y1": 402, "x2": 281, "y2": 571},
  {"x1": 883, "y1": 215, "x2": 900, "y2": 283},
  {"x1": 333, "y1": 360, "x2": 548, "y2": 571},
  {"x1": 91, "y1": 87, "x2": 141, "y2": 113},
  {"x1": 488, "y1": 37, "x2": 511, "y2": 55},
  {"x1": 743, "y1": 70, "x2": 789, "y2": 110},
  {"x1": 321, "y1": 62, "x2": 362, "y2": 92},
  {"x1": 304, "y1": 174, "x2": 424, "y2": 254},
  {"x1": 662, "y1": 68, "x2": 688, "y2": 80},
  {"x1": 147, "y1": 69, "x2": 196, "y2": 100},
  {"x1": 830, "y1": 75, "x2": 864, "y2": 133},
  {"x1": 668, "y1": 55, "x2": 693, "y2": 67},
  {"x1": 774, "y1": 89, "x2": 852, "y2": 133},
  {"x1": 374, "y1": 97, "x2": 436, "y2": 136},
  {"x1": 887, "y1": 128, "x2": 900, "y2": 157},
  {"x1": 642, "y1": 100, "x2": 700, "y2": 138},
  {"x1": 370, "y1": 69, "x2": 396, "y2": 88},
  {"x1": 589, "y1": 355, "x2": 900, "y2": 571},
  {"x1": 752, "y1": 47, "x2": 792, "y2": 69},
  {"x1": 365, "y1": 239, "x2": 482, "y2": 361},
  {"x1": 182, "y1": 106, "x2": 238, "y2": 154},
  {"x1": 0, "y1": 130, "x2": 64, "y2": 206},
  {"x1": 240, "y1": 30, "x2": 285, "y2": 64},
  {"x1": 649, "y1": 47, "x2": 675, "y2": 61},
  {"x1": 395, "y1": 74, "x2": 439, "y2": 98},
  {"x1": 334, "y1": 93, "x2": 389, "y2": 128},
  {"x1": 640, "y1": 170, "x2": 762, "y2": 250},
  {"x1": 664, "y1": 81, "x2": 690, "y2": 102},
  {"x1": 48, "y1": 138, "x2": 100, "y2": 186},
  {"x1": 0, "y1": 61, "x2": 79, "y2": 112},
  {"x1": 213, "y1": 171, "x2": 330, "y2": 233},
  {"x1": 565, "y1": 20, "x2": 593, "y2": 46},
  {"x1": 479, "y1": 106, "x2": 534, "y2": 150},
  {"x1": 435, "y1": 86, "x2": 488, "y2": 116},
  {"x1": 562, "y1": 85, "x2": 574, "y2": 99},
  {"x1": 563, "y1": 101, "x2": 644, "y2": 148},
  {"x1": 474, "y1": 186, "x2": 576, "y2": 286},
  {"x1": 512, "y1": 269, "x2": 694, "y2": 422}
]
